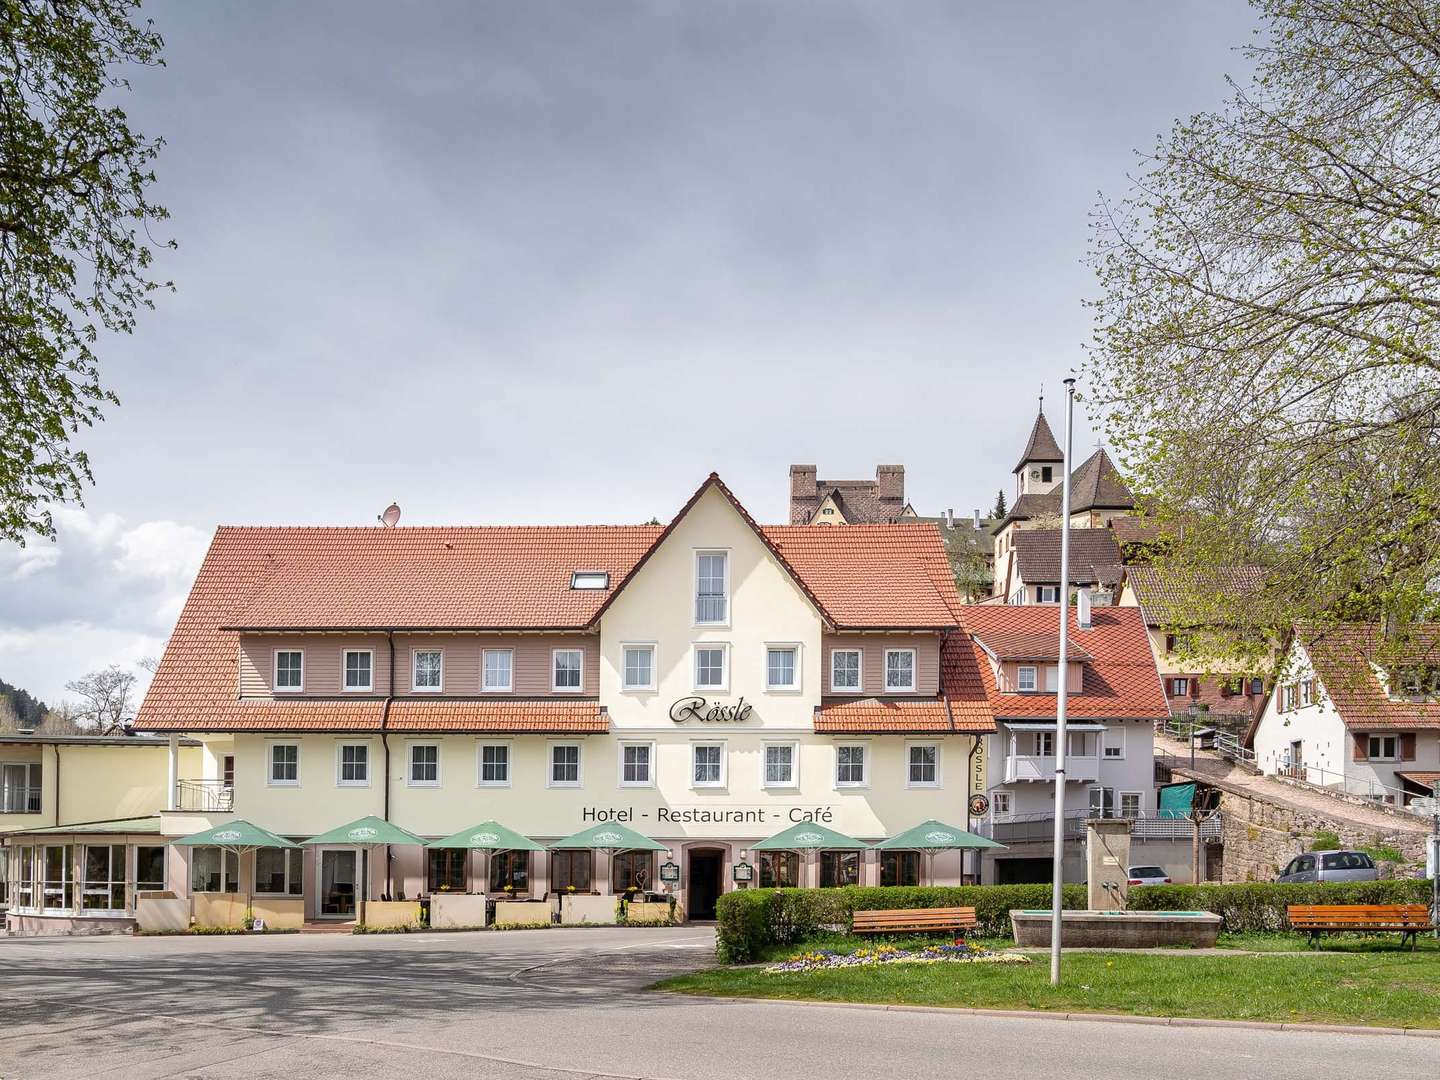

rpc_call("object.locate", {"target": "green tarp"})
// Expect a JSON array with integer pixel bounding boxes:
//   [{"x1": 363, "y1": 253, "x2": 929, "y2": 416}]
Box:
[
  {"x1": 303, "y1": 815, "x2": 426, "y2": 847},
  {"x1": 549, "y1": 822, "x2": 666, "y2": 851},
  {"x1": 874, "y1": 819, "x2": 1004, "y2": 851},
  {"x1": 751, "y1": 821, "x2": 867, "y2": 850},
  {"x1": 427, "y1": 820, "x2": 542, "y2": 851},
  {"x1": 1158, "y1": 782, "x2": 1197, "y2": 819},
  {"x1": 170, "y1": 819, "x2": 298, "y2": 850}
]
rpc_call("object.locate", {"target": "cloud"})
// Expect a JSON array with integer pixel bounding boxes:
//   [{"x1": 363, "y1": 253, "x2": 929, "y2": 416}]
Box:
[{"x1": 0, "y1": 509, "x2": 210, "y2": 705}]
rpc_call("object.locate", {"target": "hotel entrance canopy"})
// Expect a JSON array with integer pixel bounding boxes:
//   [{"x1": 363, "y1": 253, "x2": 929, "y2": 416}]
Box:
[
  {"x1": 550, "y1": 823, "x2": 666, "y2": 852},
  {"x1": 751, "y1": 822, "x2": 867, "y2": 850}
]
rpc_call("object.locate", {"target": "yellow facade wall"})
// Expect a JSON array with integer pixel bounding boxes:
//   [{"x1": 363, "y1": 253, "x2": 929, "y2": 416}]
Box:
[{"x1": 0, "y1": 742, "x2": 199, "y2": 833}]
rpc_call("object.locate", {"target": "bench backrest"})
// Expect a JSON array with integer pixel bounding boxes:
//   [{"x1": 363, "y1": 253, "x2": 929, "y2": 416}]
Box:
[
  {"x1": 1286, "y1": 903, "x2": 1433, "y2": 925},
  {"x1": 853, "y1": 906, "x2": 975, "y2": 928}
]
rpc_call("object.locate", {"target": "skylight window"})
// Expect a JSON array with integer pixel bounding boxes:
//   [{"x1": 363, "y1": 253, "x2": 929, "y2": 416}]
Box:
[{"x1": 571, "y1": 571, "x2": 609, "y2": 590}]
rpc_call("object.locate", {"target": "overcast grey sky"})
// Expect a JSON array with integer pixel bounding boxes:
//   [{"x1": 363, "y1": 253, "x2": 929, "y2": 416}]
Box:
[{"x1": 2, "y1": 0, "x2": 1259, "y2": 706}]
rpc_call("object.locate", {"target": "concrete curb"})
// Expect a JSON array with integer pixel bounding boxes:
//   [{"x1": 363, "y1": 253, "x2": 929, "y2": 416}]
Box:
[{"x1": 705, "y1": 995, "x2": 1440, "y2": 1038}]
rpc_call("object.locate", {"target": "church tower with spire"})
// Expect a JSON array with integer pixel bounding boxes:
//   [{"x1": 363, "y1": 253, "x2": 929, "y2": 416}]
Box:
[{"x1": 1013, "y1": 400, "x2": 1064, "y2": 500}]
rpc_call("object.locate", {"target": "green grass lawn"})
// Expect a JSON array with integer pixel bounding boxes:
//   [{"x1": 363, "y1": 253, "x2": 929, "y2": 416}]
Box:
[{"x1": 657, "y1": 938, "x2": 1440, "y2": 1029}]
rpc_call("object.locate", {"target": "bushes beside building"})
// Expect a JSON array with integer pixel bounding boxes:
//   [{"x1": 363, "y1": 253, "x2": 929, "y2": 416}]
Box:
[
  {"x1": 714, "y1": 885, "x2": 1087, "y2": 962},
  {"x1": 1127, "y1": 880, "x2": 1433, "y2": 933}
]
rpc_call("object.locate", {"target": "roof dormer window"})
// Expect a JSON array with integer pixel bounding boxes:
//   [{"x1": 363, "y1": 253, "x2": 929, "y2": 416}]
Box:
[{"x1": 570, "y1": 571, "x2": 609, "y2": 590}]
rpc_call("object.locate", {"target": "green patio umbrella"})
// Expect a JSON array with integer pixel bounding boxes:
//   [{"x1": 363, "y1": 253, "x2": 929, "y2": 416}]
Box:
[
  {"x1": 170, "y1": 819, "x2": 299, "y2": 914},
  {"x1": 751, "y1": 821, "x2": 868, "y2": 889},
  {"x1": 551, "y1": 823, "x2": 666, "y2": 895},
  {"x1": 427, "y1": 821, "x2": 542, "y2": 895},
  {"x1": 304, "y1": 816, "x2": 427, "y2": 907},
  {"x1": 874, "y1": 819, "x2": 1005, "y2": 886}
]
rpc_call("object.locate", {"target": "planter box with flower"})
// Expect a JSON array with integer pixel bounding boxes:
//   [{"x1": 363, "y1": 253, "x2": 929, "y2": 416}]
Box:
[{"x1": 560, "y1": 894, "x2": 618, "y2": 925}]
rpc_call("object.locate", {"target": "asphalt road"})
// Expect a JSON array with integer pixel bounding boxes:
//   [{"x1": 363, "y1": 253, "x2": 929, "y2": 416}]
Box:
[{"x1": 0, "y1": 927, "x2": 1432, "y2": 1079}]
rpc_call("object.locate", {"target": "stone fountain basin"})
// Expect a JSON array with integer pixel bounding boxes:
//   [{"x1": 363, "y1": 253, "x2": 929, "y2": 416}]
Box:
[{"x1": 1010, "y1": 909, "x2": 1222, "y2": 948}]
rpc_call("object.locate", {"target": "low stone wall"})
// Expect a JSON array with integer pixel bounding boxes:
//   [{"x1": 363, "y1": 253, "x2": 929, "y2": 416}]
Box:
[
  {"x1": 1010, "y1": 909, "x2": 1221, "y2": 948},
  {"x1": 560, "y1": 895, "x2": 618, "y2": 925},
  {"x1": 1217, "y1": 788, "x2": 1429, "y2": 882},
  {"x1": 5, "y1": 911, "x2": 136, "y2": 936}
]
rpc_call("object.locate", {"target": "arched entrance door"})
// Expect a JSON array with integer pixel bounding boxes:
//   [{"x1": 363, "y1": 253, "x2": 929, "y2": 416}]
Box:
[{"x1": 686, "y1": 847, "x2": 725, "y2": 920}]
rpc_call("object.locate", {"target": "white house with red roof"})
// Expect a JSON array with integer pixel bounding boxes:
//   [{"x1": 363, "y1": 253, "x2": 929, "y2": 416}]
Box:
[
  {"x1": 961, "y1": 603, "x2": 1170, "y2": 883},
  {"x1": 1247, "y1": 624, "x2": 1440, "y2": 806},
  {"x1": 36, "y1": 474, "x2": 1000, "y2": 928}
]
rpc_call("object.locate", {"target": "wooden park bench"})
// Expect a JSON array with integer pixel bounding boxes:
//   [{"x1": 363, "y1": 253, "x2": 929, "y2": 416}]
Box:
[
  {"x1": 852, "y1": 906, "x2": 977, "y2": 941},
  {"x1": 1286, "y1": 904, "x2": 1435, "y2": 950}
]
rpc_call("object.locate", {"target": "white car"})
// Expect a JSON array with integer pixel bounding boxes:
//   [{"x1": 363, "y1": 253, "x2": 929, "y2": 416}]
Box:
[{"x1": 1126, "y1": 865, "x2": 1172, "y2": 886}]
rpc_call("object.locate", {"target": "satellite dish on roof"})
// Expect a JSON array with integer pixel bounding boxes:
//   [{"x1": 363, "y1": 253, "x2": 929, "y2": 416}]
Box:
[{"x1": 379, "y1": 502, "x2": 401, "y2": 528}]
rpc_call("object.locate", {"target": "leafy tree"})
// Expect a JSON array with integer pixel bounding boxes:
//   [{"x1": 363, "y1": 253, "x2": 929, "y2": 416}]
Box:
[
  {"x1": 1086, "y1": 0, "x2": 1440, "y2": 659},
  {"x1": 64, "y1": 664, "x2": 135, "y2": 734},
  {"x1": 1, "y1": 1, "x2": 171, "y2": 543},
  {"x1": 991, "y1": 489, "x2": 1007, "y2": 519}
]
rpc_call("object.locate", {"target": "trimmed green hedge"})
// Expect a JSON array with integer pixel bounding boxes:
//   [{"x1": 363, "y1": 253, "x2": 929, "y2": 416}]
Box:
[
  {"x1": 1128, "y1": 880, "x2": 1434, "y2": 933},
  {"x1": 714, "y1": 885, "x2": 1087, "y2": 963}
]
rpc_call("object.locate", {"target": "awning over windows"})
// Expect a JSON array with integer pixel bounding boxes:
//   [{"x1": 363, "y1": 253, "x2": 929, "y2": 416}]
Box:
[{"x1": 1002, "y1": 721, "x2": 1109, "y2": 732}]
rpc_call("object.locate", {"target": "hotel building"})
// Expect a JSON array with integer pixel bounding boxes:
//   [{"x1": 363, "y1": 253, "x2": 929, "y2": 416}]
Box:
[{"x1": 6, "y1": 474, "x2": 996, "y2": 928}]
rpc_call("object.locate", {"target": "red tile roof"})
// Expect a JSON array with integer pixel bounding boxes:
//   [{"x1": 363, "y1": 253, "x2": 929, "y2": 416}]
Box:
[
  {"x1": 1124, "y1": 564, "x2": 1266, "y2": 627},
  {"x1": 1396, "y1": 771, "x2": 1440, "y2": 791},
  {"x1": 137, "y1": 474, "x2": 966, "y2": 733},
  {"x1": 959, "y1": 605, "x2": 1167, "y2": 720},
  {"x1": 815, "y1": 635, "x2": 995, "y2": 734},
  {"x1": 1302, "y1": 623, "x2": 1440, "y2": 731},
  {"x1": 969, "y1": 632, "x2": 1094, "y2": 664},
  {"x1": 136, "y1": 697, "x2": 606, "y2": 734}
]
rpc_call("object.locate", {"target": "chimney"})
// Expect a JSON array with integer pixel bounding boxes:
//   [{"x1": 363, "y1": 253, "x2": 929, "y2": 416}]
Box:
[
  {"x1": 1077, "y1": 588, "x2": 1093, "y2": 629},
  {"x1": 789, "y1": 464, "x2": 818, "y2": 500},
  {"x1": 876, "y1": 464, "x2": 904, "y2": 502},
  {"x1": 972, "y1": 509, "x2": 981, "y2": 529},
  {"x1": 945, "y1": 508, "x2": 954, "y2": 529}
]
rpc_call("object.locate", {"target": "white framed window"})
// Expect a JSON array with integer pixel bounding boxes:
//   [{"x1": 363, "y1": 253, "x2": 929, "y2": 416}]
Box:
[
  {"x1": 1368, "y1": 734, "x2": 1399, "y2": 761},
  {"x1": 830, "y1": 649, "x2": 862, "y2": 694},
  {"x1": 1170, "y1": 677, "x2": 1190, "y2": 697},
  {"x1": 267, "y1": 742, "x2": 300, "y2": 786},
  {"x1": 412, "y1": 649, "x2": 443, "y2": 692},
  {"x1": 1088, "y1": 786, "x2": 1116, "y2": 818},
  {"x1": 695, "y1": 550, "x2": 729, "y2": 625},
  {"x1": 482, "y1": 649, "x2": 513, "y2": 693},
  {"x1": 1036, "y1": 585, "x2": 1060, "y2": 603},
  {"x1": 835, "y1": 744, "x2": 867, "y2": 787},
  {"x1": 694, "y1": 644, "x2": 728, "y2": 691},
  {"x1": 621, "y1": 644, "x2": 656, "y2": 691},
  {"x1": 408, "y1": 743, "x2": 440, "y2": 787},
  {"x1": 991, "y1": 790, "x2": 1012, "y2": 818},
  {"x1": 81, "y1": 844, "x2": 127, "y2": 912},
  {"x1": 478, "y1": 743, "x2": 511, "y2": 787},
  {"x1": 1299, "y1": 678, "x2": 1314, "y2": 707},
  {"x1": 552, "y1": 649, "x2": 584, "y2": 693},
  {"x1": 691, "y1": 742, "x2": 726, "y2": 788},
  {"x1": 274, "y1": 650, "x2": 304, "y2": 692},
  {"x1": 1119, "y1": 791, "x2": 1143, "y2": 818},
  {"x1": 885, "y1": 649, "x2": 916, "y2": 692},
  {"x1": 548, "y1": 743, "x2": 582, "y2": 787},
  {"x1": 762, "y1": 741, "x2": 798, "y2": 788},
  {"x1": 342, "y1": 649, "x2": 373, "y2": 692},
  {"x1": 766, "y1": 645, "x2": 799, "y2": 691},
  {"x1": 1017, "y1": 665, "x2": 1038, "y2": 692},
  {"x1": 618, "y1": 742, "x2": 654, "y2": 787},
  {"x1": 188, "y1": 846, "x2": 238, "y2": 895},
  {"x1": 571, "y1": 571, "x2": 609, "y2": 590},
  {"x1": 1103, "y1": 727, "x2": 1125, "y2": 759},
  {"x1": 1036, "y1": 731, "x2": 1055, "y2": 757},
  {"x1": 336, "y1": 743, "x2": 369, "y2": 787},
  {"x1": 906, "y1": 743, "x2": 940, "y2": 787}
]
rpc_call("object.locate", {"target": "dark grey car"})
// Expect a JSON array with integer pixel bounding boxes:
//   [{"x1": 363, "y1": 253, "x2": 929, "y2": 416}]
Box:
[{"x1": 1277, "y1": 850, "x2": 1378, "y2": 883}]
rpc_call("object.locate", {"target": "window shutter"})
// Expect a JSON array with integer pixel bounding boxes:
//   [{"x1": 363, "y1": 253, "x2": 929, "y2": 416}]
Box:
[
  {"x1": 1190, "y1": 678, "x2": 1200, "y2": 699},
  {"x1": 1165, "y1": 635, "x2": 1175, "y2": 652},
  {"x1": 1400, "y1": 733, "x2": 1417, "y2": 761},
  {"x1": 1352, "y1": 733, "x2": 1369, "y2": 761}
]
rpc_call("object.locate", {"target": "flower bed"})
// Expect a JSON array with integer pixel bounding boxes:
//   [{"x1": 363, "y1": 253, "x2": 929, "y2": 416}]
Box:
[{"x1": 766, "y1": 943, "x2": 1030, "y2": 974}]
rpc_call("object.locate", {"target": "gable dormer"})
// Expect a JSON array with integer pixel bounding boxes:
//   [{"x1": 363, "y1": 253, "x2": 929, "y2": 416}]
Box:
[{"x1": 1014, "y1": 409, "x2": 1064, "y2": 498}]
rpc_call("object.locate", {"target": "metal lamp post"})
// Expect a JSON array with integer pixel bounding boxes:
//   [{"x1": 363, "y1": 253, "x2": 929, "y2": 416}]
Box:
[{"x1": 1049, "y1": 376, "x2": 1076, "y2": 986}]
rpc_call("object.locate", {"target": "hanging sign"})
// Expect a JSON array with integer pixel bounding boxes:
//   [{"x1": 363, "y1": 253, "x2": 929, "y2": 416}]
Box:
[
  {"x1": 732, "y1": 861, "x2": 754, "y2": 883},
  {"x1": 968, "y1": 794, "x2": 990, "y2": 817},
  {"x1": 659, "y1": 861, "x2": 680, "y2": 883}
]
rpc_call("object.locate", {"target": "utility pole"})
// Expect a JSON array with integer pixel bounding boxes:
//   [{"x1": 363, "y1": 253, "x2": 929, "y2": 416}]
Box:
[
  {"x1": 1432, "y1": 782, "x2": 1439, "y2": 938},
  {"x1": 1049, "y1": 377, "x2": 1075, "y2": 986}
]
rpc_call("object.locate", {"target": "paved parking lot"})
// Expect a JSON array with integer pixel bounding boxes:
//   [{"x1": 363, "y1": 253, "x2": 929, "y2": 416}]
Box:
[{"x1": 1, "y1": 926, "x2": 1434, "y2": 1079}]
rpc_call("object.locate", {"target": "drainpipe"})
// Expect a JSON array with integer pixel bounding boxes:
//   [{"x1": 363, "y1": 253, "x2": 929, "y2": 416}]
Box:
[
  {"x1": 53, "y1": 744, "x2": 62, "y2": 826},
  {"x1": 381, "y1": 631, "x2": 395, "y2": 899}
]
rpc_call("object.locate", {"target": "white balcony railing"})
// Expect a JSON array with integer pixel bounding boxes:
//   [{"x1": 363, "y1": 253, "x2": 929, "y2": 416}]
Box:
[
  {"x1": 176, "y1": 780, "x2": 234, "y2": 812},
  {"x1": 0, "y1": 785, "x2": 42, "y2": 814},
  {"x1": 1002, "y1": 754, "x2": 1101, "y2": 784}
]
